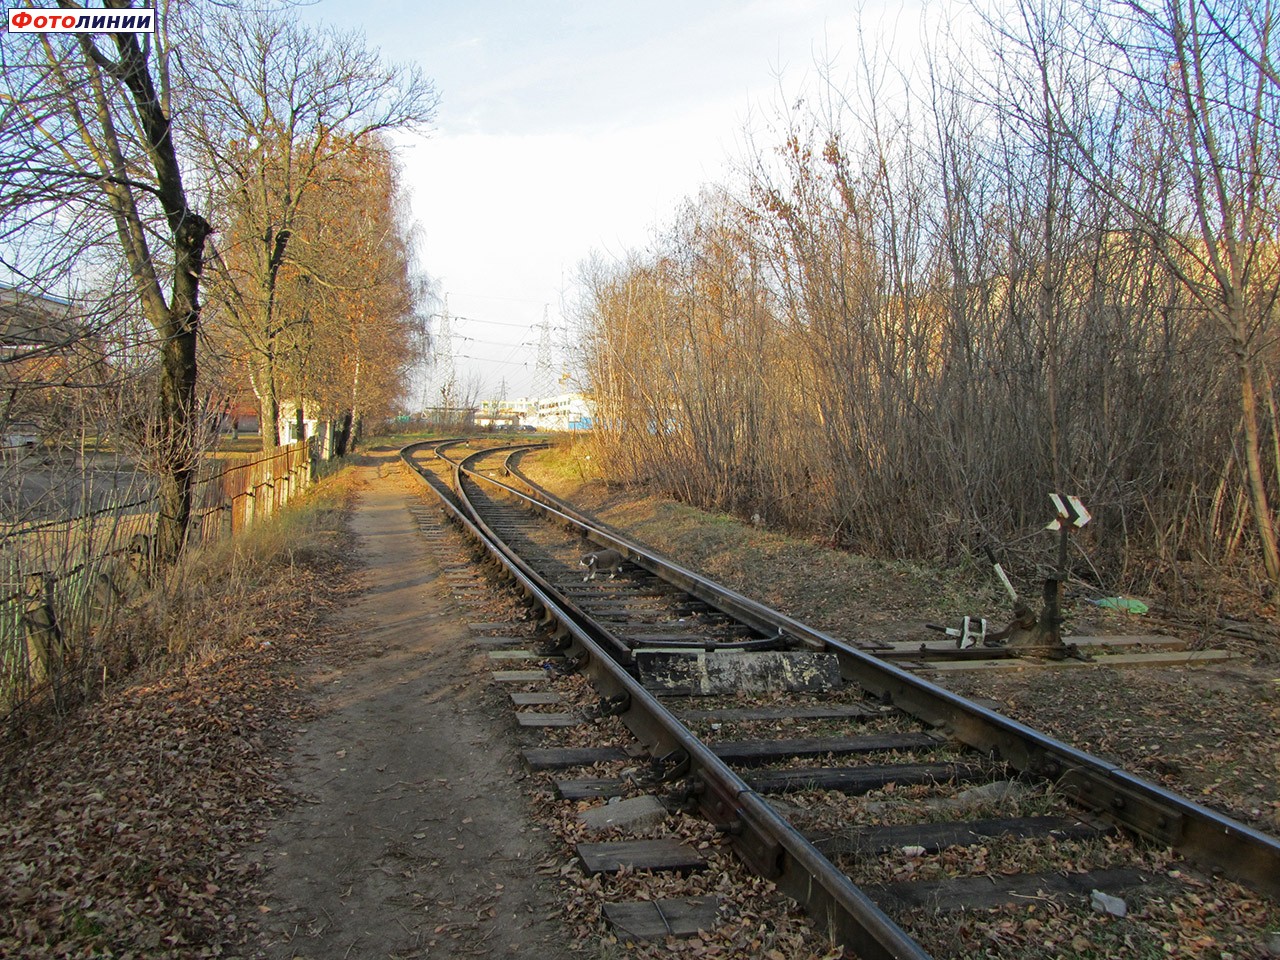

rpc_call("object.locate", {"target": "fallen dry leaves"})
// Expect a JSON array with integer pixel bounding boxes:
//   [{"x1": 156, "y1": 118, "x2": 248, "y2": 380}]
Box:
[
  {"x1": 523, "y1": 455, "x2": 1280, "y2": 959},
  {"x1": 0, "y1": 483, "x2": 363, "y2": 959}
]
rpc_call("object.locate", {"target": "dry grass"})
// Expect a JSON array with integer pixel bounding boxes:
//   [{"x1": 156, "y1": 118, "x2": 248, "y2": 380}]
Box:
[
  {"x1": 133, "y1": 469, "x2": 361, "y2": 663},
  {"x1": 4, "y1": 466, "x2": 364, "y2": 738},
  {"x1": 524, "y1": 444, "x2": 1005, "y2": 644}
]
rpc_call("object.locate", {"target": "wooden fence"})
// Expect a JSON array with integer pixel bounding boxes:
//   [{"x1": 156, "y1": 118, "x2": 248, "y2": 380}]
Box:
[
  {"x1": 192, "y1": 442, "x2": 313, "y2": 542},
  {"x1": 0, "y1": 441, "x2": 314, "y2": 722}
]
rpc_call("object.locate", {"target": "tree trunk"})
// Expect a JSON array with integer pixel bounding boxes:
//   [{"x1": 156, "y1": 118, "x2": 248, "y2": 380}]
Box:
[
  {"x1": 153, "y1": 317, "x2": 200, "y2": 562},
  {"x1": 334, "y1": 411, "x2": 353, "y2": 457},
  {"x1": 251, "y1": 358, "x2": 281, "y2": 451},
  {"x1": 348, "y1": 351, "x2": 362, "y2": 454},
  {"x1": 1238, "y1": 355, "x2": 1280, "y2": 584},
  {"x1": 95, "y1": 7, "x2": 211, "y2": 563}
]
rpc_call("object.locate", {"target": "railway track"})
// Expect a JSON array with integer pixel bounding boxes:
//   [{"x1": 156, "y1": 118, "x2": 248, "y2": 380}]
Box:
[{"x1": 402, "y1": 438, "x2": 1280, "y2": 958}]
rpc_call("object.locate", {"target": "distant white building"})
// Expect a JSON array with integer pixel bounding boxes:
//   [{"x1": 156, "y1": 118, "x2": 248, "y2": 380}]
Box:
[
  {"x1": 529, "y1": 393, "x2": 594, "y2": 432},
  {"x1": 278, "y1": 399, "x2": 336, "y2": 459},
  {"x1": 475, "y1": 393, "x2": 595, "y2": 432},
  {"x1": 476, "y1": 397, "x2": 535, "y2": 430}
]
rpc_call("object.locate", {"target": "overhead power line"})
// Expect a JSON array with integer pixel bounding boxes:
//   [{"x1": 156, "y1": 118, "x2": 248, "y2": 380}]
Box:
[
  {"x1": 428, "y1": 312, "x2": 567, "y2": 332},
  {"x1": 455, "y1": 354, "x2": 529, "y2": 366}
]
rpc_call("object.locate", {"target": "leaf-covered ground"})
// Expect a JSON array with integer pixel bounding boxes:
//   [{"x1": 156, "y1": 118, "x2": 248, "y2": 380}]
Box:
[
  {"x1": 523, "y1": 452, "x2": 1280, "y2": 958},
  {"x1": 3, "y1": 448, "x2": 1277, "y2": 959},
  {"x1": 0, "y1": 476, "x2": 362, "y2": 959},
  {"x1": 524, "y1": 460, "x2": 1280, "y2": 837}
]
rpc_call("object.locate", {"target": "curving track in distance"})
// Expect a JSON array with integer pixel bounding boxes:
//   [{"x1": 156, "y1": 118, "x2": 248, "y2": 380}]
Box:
[{"x1": 402, "y1": 438, "x2": 1280, "y2": 959}]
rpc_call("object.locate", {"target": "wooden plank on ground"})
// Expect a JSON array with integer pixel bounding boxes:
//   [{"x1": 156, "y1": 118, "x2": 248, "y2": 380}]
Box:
[
  {"x1": 918, "y1": 649, "x2": 1238, "y2": 673},
  {"x1": 746, "y1": 762, "x2": 988, "y2": 795},
  {"x1": 515, "y1": 712, "x2": 580, "y2": 728},
  {"x1": 522, "y1": 746, "x2": 630, "y2": 769},
  {"x1": 577, "y1": 839, "x2": 706, "y2": 875},
  {"x1": 675, "y1": 704, "x2": 875, "y2": 723},
  {"x1": 880, "y1": 635, "x2": 1185, "y2": 655},
  {"x1": 604, "y1": 897, "x2": 720, "y2": 940},
  {"x1": 511, "y1": 692, "x2": 562, "y2": 706},
  {"x1": 869, "y1": 867, "x2": 1155, "y2": 913},
  {"x1": 469, "y1": 622, "x2": 517, "y2": 633},
  {"x1": 812, "y1": 815, "x2": 1107, "y2": 857},
  {"x1": 1091, "y1": 649, "x2": 1236, "y2": 665},
  {"x1": 488, "y1": 649, "x2": 545, "y2": 660},
  {"x1": 1069, "y1": 634, "x2": 1186, "y2": 649},
  {"x1": 711, "y1": 732, "x2": 939, "y2": 766},
  {"x1": 555, "y1": 778, "x2": 628, "y2": 800}
]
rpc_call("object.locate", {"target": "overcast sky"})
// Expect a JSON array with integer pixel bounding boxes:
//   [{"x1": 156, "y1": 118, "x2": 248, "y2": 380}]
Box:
[{"x1": 297, "y1": 0, "x2": 920, "y2": 403}]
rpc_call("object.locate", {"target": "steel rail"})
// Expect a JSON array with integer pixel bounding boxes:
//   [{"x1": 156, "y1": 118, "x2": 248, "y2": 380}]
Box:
[
  {"x1": 482, "y1": 446, "x2": 1280, "y2": 901},
  {"x1": 403, "y1": 440, "x2": 933, "y2": 960}
]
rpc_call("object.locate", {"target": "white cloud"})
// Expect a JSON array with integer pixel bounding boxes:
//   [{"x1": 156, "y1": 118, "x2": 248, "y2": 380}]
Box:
[
  {"x1": 299, "y1": 0, "x2": 927, "y2": 400},
  {"x1": 397, "y1": 108, "x2": 739, "y2": 395}
]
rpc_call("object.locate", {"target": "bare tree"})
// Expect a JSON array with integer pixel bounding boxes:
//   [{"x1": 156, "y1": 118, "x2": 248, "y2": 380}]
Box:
[
  {"x1": 1, "y1": 1, "x2": 211, "y2": 563},
  {"x1": 182, "y1": 7, "x2": 439, "y2": 448},
  {"x1": 1007, "y1": 0, "x2": 1280, "y2": 586},
  {"x1": 574, "y1": 2, "x2": 1277, "y2": 607}
]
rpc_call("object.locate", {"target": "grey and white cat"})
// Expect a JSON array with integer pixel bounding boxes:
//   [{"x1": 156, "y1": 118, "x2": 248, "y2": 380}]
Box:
[{"x1": 579, "y1": 548, "x2": 624, "y2": 581}]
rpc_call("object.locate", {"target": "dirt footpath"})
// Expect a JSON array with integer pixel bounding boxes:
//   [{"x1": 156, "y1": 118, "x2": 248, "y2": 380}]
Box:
[{"x1": 253, "y1": 461, "x2": 574, "y2": 959}]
